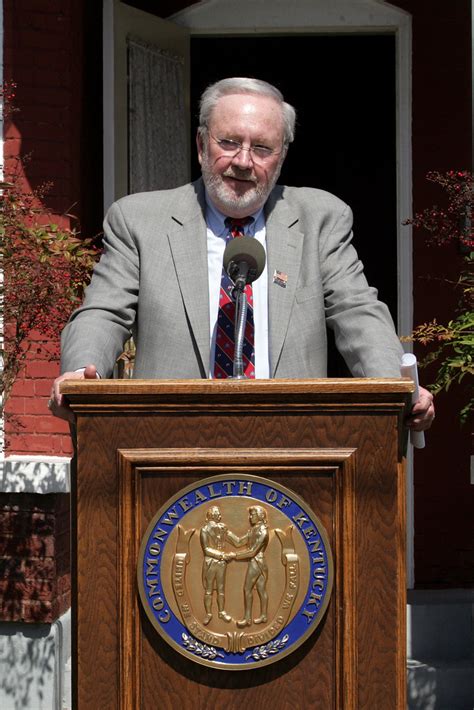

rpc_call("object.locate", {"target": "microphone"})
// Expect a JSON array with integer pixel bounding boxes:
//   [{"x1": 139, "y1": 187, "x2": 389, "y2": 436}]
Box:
[{"x1": 223, "y1": 237, "x2": 266, "y2": 295}]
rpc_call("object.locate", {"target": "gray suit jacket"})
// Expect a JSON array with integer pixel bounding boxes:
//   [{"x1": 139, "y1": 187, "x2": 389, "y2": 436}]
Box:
[{"x1": 61, "y1": 179, "x2": 404, "y2": 378}]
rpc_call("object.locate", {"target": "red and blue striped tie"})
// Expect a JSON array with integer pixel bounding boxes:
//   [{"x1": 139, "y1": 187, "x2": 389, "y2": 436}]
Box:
[{"x1": 213, "y1": 217, "x2": 255, "y2": 379}]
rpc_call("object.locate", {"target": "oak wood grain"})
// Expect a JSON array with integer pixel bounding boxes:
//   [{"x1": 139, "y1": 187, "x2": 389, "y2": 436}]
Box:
[
  {"x1": 61, "y1": 378, "x2": 414, "y2": 397},
  {"x1": 70, "y1": 380, "x2": 408, "y2": 709}
]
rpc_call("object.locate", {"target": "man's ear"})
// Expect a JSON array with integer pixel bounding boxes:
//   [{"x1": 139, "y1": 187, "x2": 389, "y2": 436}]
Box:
[{"x1": 196, "y1": 130, "x2": 204, "y2": 166}]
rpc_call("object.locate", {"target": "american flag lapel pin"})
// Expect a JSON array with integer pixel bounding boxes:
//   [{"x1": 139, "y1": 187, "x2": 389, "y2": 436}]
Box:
[{"x1": 273, "y1": 270, "x2": 288, "y2": 288}]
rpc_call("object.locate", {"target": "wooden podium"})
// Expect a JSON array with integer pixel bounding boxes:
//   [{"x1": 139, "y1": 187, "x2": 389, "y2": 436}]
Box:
[{"x1": 62, "y1": 378, "x2": 413, "y2": 710}]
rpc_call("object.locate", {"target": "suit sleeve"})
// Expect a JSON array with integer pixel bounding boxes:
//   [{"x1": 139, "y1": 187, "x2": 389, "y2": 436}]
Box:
[
  {"x1": 60, "y1": 201, "x2": 139, "y2": 377},
  {"x1": 320, "y1": 203, "x2": 404, "y2": 377}
]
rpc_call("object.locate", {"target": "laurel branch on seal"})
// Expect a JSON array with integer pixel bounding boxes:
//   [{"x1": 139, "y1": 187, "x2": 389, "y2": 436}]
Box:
[
  {"x1": 182, "y1": 633, "x2": 225, "y2": 659},
  {"x1": 245, "y1": 634, "x2": 290, "y2": 661}
]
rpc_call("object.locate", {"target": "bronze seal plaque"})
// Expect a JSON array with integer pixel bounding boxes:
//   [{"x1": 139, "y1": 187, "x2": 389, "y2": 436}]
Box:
[{"x1": 137, "y1": 474, "x2": 333, "y2": 670}]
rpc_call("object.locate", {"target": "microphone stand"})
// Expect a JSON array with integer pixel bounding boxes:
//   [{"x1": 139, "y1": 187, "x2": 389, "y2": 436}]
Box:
[
  {"x1": 233, "y1": 288, "x2": 248, "y2": 379},
  {"x1": 231, "y1": 264, "x2": 250, "y2": 380}
]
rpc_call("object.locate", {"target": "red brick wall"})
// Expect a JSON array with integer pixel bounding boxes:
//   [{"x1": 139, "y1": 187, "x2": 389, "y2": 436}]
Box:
[
  {"x1": 1, "y1": 0, "x2": 101, "y2": 624},
  {"x1": 3, "y1": 0, "x2": 103, "y2": 456},
  {"x1": 4, "y1": 335, "x2": 73, "y2": 455},
  {"x1": 0, "y1": 493, "x2": 70, "y2": 622}
]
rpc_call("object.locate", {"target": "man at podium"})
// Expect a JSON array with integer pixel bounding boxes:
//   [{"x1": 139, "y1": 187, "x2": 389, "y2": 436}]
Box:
[{"x1": 49, "y1": 77, "x2": 434, "y2": 430}]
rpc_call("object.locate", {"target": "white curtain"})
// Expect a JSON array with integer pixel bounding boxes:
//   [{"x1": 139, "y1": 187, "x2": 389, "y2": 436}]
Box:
[{"x1": 128, "y1": 36, "x2": 189, "y2": 193}]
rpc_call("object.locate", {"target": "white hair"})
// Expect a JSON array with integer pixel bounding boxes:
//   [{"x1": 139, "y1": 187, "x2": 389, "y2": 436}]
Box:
[{"x1": 198, "y1": 77, "x2": 296, "y2": 145}]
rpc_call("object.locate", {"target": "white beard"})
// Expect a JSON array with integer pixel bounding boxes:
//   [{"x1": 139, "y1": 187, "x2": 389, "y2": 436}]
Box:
[{"x1": 200, "y1": 151, "x2": 282, "y2": 215}]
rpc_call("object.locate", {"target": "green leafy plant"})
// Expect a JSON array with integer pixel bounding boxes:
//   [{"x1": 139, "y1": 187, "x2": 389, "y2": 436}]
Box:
[
  {"x1": 0, "y1": 83, "x2": 101, "y2": 411},
  {"x1": 403, "y1": 170, "x2": 473, "y2": 423}
]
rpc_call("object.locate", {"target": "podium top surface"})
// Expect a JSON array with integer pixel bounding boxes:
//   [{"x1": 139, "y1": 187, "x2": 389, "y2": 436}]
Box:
[{"x1": 60, "y1": 378, "x2": 414, "y2": 408}]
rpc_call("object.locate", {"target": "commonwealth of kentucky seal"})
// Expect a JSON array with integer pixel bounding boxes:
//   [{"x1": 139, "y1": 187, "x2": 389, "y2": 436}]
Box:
[{"x1": 137, "y1": 475, "x2": 333, "y2": 670}]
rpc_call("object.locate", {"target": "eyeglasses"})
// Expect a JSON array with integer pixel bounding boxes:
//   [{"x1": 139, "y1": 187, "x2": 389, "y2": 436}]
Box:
[{"x1": 209, "y1": 133, "x2": 283, "y2": 161}]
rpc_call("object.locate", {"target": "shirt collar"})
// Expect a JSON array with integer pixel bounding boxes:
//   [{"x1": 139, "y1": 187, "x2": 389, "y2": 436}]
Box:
[{"x1": 204, "y1": 190, "x2": 264, "y2": 238}]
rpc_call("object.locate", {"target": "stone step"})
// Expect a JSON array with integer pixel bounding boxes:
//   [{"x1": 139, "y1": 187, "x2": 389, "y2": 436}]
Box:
[
  {"x1": 407, "y1": 658, "x2": 474, "y2": 710},
  {"x1": 407, "y1": 589, "x2": 474, "y2": 709},
  {"x1": 408, "y1": 589, "x2": 474, "y2": 661}
]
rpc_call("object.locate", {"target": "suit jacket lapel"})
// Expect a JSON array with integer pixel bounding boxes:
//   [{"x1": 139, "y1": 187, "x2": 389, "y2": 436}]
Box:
[
  {"x1": 265, "y1": 187, "x2": 304, "y2": 377},
  {"x1": 167, "y1": 180, "x2": 210, "y2": 376}
]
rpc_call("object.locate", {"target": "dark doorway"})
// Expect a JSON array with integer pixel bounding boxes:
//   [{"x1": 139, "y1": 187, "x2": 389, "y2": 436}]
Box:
[{"x1": 190, "y1": 34, "x2": 397, "y2": 330}]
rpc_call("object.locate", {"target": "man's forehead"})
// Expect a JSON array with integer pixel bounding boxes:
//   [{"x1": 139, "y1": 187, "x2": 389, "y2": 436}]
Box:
[{"x1": 210, "y1": 93, "x2": 284, "y2": 127}]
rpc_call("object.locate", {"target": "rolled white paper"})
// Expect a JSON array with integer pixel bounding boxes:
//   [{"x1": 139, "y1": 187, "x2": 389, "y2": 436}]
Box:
[{"x1": 400, "y1": 353, "x2": 426, "y2": 449}]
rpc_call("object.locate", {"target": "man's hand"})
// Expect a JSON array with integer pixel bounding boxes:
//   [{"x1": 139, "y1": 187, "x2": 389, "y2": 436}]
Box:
[
  {"x1": 406, "y1": 385, "x2": 435, "y2": 431},
  {"x1": 49, "y1": 364, "x2": 98, "y2": 422}
]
